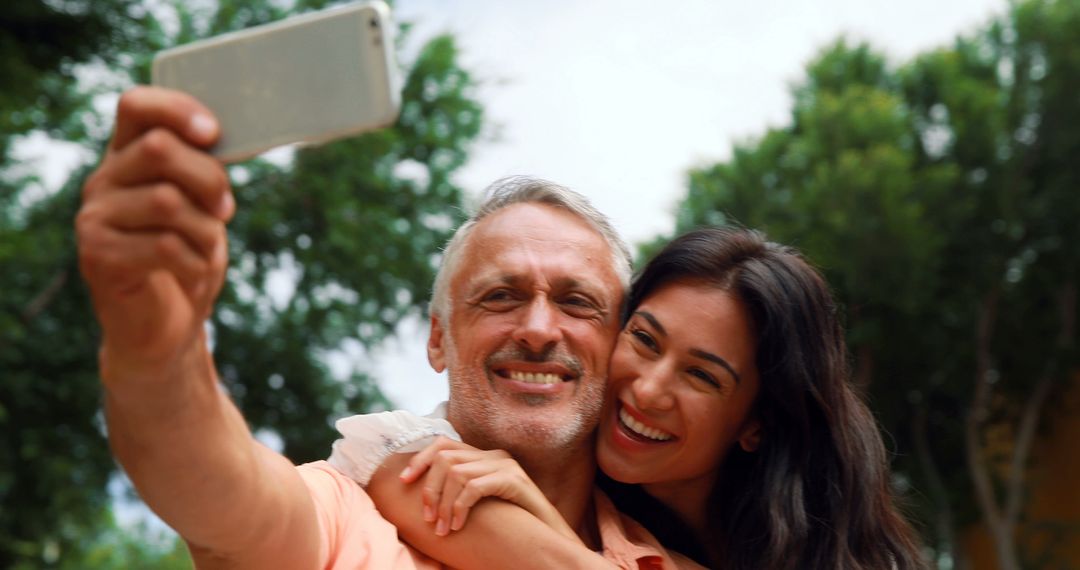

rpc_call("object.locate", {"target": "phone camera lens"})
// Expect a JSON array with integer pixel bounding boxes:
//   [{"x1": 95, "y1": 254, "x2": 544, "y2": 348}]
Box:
[{"x1": 369, "y1": 17, "x2": 379, "y2": 28}]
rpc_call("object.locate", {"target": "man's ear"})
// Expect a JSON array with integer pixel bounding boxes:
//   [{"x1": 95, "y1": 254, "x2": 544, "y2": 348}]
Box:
[
  {"x1": 738, "y1": 419, "x2": 761, "y2": 453},
  {"x1": 427, "y1": 313, "x2": 446, "y2": 373}
]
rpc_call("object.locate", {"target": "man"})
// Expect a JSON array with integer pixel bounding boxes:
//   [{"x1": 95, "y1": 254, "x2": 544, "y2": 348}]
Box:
[{"x1": 77, "y1": 87, "x2": 686, "y2": 569}]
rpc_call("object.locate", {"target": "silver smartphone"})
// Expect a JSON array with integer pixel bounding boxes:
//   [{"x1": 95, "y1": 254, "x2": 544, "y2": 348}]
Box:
[{"x1": 152, "y1": 1, "x2": 400, "y2": 163}]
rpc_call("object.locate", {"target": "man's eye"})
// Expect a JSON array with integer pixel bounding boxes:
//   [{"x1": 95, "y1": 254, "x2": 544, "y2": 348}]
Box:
[
  {"x1": 480, "y1": 289, "x2": 519, "y2": 306},
  {"x1": 562, "y1": 295, "x2": 596, "y2": 309},
  {"x1": 558, "y1": 294, "x2": 603, "y2": 318}
]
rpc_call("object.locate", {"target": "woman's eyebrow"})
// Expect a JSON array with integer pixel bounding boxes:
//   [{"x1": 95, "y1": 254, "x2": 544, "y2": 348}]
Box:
[
  {"x1": 689, "y1": 349, "x2": 741, "y2": 385},
  {"x1": 637, "y1": 309, "x2": 741, "y2": 383},
  {"x1": 635, "y1": 311, "x2": 666, "y2": 336}
]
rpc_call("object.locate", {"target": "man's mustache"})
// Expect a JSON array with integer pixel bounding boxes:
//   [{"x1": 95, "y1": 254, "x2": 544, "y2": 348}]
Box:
[{"x1": 485, "y1": 344, "x2": 584, "y2": 379}]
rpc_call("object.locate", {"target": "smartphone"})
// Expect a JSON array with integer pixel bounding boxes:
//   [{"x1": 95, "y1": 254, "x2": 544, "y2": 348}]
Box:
[{"x1": 152, "y1": 1, "x2": 400, "y2": 163}]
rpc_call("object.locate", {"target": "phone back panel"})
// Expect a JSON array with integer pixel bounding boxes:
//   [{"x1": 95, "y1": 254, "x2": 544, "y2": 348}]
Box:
[{"x1": 153, "y1": 2, "x2": 399, "y2": 162}]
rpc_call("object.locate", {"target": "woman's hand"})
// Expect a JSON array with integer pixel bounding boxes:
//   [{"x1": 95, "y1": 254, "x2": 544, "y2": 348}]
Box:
[{"x1": 399, "y1": 437, "x2": 579, "y2": 541}]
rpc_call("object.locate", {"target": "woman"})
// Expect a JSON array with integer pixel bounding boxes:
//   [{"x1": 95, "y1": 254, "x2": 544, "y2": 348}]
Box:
[
  {"x1": 590, "y1": 227, "x2": 924, "y2": 568},
  {"x1": 357, "y1": 227, "x2": 925, "y2": 569}
]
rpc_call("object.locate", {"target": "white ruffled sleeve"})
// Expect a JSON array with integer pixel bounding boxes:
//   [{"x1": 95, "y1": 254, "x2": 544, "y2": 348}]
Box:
[{"x1": 327, "y1": 403, "x2": 461, "y2": 487}]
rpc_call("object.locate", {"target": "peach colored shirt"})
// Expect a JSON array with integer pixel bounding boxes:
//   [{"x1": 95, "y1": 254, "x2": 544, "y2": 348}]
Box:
[{"x1": 297, "y1": 461, "x2": 703, "y2": 570}]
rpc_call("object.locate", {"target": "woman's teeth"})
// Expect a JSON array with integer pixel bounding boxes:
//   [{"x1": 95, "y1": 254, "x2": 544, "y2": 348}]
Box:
[
  {"x1": 509, "y1": 371, "x2": 561, "y2": 385},
  {"x1": 619, "y1": 407, "x2": 673, "y2": 441}
]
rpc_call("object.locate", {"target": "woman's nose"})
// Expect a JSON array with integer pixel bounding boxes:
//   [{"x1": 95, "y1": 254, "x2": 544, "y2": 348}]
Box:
[{"x1": 630, "y1": 363, "x2": 676, "y2": 411}]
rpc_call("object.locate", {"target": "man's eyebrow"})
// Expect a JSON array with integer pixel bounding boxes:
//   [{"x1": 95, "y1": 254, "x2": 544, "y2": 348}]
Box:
[
  {"x1": 467, "y1": 275, "x2": 606, "y2": 297},
  {"x1": 689, "y1": 349, "x2": 741, "y2": 385},
  {"x1": 465, "y1": 274, "x2": 519, "y2": 294},
  {"x1": 492, "y1": 275, "x2": 595, "y2": 293}
]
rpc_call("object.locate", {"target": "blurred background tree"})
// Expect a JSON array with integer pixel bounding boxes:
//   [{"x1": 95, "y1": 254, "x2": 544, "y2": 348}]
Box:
[
  {"x1": 671, "y1": 0, "x2": 1079, "y2": 568},
  {"x1": 0, "y1": 0, "x2": 483, "y2": 566}
]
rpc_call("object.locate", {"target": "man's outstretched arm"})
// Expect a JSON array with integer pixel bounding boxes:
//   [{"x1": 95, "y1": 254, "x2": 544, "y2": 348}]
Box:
[{"x1": 78, "y1": 86, "x2": 319, "y2": 569}]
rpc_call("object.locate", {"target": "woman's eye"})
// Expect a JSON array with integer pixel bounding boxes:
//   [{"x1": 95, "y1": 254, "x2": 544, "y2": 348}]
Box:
[
  {"x1": 688, "y1": 368, "x2": 720, "y2": 388},
  {"x1": 630, "y1": 328, "x2": 658, "y2": 351}
]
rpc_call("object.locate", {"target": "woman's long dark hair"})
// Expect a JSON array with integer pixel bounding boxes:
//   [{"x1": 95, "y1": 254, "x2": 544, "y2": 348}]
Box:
[{"x1": 600, "y1": 227, "x2": 925, "y2": 569}]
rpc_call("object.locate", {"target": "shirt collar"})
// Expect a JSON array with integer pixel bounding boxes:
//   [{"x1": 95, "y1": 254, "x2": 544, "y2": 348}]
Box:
[{"x1": 593, "y1": 489, "x2": 704, "y2": 570}]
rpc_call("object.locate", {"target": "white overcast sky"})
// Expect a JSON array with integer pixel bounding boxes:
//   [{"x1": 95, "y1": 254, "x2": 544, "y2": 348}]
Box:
[{"x1": 357, "y1": 0, "x2": 1009, "y2": 414}]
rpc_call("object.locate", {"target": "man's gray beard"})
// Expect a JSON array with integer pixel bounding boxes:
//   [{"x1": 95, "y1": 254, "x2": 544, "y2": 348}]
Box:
[
  {"x1": 447, "y1": 367, "x2": 602, "y2": 455},
  {"x1": 442, "y1": 334, "x2": 604, "y2": 460}
]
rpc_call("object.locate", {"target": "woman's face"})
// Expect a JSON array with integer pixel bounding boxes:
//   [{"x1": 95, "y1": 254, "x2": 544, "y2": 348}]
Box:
[{"x1": 597, "y1": 279, "x2": 761, "y2": 490}]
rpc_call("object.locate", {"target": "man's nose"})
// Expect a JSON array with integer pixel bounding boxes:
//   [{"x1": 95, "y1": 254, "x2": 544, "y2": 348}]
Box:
[
  {"x1": 630, "y1": 364, "x2": 676, "y2": 411},
  {"x1": 512, "y1": 297, "x2": 563, "y2": 353}
]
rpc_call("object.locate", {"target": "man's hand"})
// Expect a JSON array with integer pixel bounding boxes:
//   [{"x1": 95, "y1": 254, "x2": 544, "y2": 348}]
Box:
[
  {"x1": 77, "y1": 86, "x2": 234, "y2": 383},
  {"x1": 76, "y1": 87, "x2": 321, "y2": 568}
]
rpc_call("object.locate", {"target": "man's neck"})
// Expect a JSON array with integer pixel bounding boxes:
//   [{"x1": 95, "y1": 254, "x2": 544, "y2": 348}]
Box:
[
  {"x1": 516, "y1": 441, "x2": 600, "y2": 549},
  {"x1": 455, "y1": 423, "x2": 601, "y2": 549}
]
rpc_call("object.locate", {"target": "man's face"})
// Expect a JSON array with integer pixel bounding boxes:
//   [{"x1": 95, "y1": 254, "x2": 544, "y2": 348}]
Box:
[{"x1": 428, "y1": 203, "x2": 624, "y2": 455}]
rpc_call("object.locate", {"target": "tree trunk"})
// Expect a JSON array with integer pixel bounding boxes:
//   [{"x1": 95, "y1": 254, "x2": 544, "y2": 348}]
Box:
[
  {"x1": 965, "y1": 286, "x2": 1022, "y2": 570},
  {"x1": 913, "y1": 403, "x2": 967, "y2": 570},
  {"x1": 965, "y1": 280, "x2": 1074, "y2": 570}
]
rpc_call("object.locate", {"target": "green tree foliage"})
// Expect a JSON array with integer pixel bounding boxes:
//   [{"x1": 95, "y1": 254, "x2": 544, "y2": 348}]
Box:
[
  {"x1": 672, "y1": 0, "x2": 1078, "y2": 567},
  {"x1": 0, "y1": 1, "x2": 149, "y2": 157},
  {"x1": 1, "y1": 0, "x2": 484, "y2": 565}
]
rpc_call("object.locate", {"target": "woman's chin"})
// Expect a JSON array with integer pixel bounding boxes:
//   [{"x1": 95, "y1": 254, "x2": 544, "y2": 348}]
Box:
[{"x1": 597, "y1": 423, "x2": 658, "y2": 485}]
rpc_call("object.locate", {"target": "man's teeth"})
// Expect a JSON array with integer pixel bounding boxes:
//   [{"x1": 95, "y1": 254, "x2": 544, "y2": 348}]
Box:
[
  {"x1": 509, "y1": 371, "x2": 561, "y2": 385},
  {"x1": 619, "y1": 407, "x2": 673, "y2": 441}
]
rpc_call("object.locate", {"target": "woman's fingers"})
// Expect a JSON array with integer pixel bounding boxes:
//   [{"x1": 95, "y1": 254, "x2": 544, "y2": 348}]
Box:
[
  {"x1": 435, "y1": 455, "x2": 520, "y2": 535},
  {"x1": 420, "y1": 450, "x2": 457, "y2": 524},
  {"x1": 448, "y1": 470, "x2": 507, "y2": 532},
  {"x1": 401, "y1": 436, "x2": 476, "y2": 483},
  {"x1": 400, "y1": 442, "x2": 440, "y2": 484},
  {"x1": 421, "y1": 450, "x2": 484, "y2": 531},
  {"x1": 434, "y1": 461, "x2": 473, "y2": 536},
  {"x1": 400, "y1": 439, "x2": 520, "y2": 536},
  {"x1": 431, "y1": 455, "x2": 505, "y2": 534}
]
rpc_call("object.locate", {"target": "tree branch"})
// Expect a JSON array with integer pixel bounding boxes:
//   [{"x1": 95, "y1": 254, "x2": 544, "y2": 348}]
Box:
[
  {"x1": 19, "y1": 269, "x2": 68, "y2": 323},
  {"x1": 1003, "y1": 280, "x2": 1075, "y2": 526},
  {"x1": 967, "y1": 286, "x2": 1002, "y2": 529}
]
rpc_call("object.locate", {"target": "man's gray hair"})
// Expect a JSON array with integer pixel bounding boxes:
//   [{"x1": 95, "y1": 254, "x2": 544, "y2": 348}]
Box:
[{"x1": 430, "y1": 176, "x2": 632, "y2": 320}]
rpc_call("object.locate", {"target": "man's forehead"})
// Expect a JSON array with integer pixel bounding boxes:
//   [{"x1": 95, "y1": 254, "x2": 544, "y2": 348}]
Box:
[
  {"x1": 461, "y1": 247, "x2": 614, "y2": 287},
  {"x1": 457, "y1": 203, "x2": 621, "y2": 297},
  {"x1": 475, "y1": 202, "x2": 599, "y2": 239}
]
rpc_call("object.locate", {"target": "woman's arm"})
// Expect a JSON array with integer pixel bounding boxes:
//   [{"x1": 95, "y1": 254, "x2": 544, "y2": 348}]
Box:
[
  {"x1": 397, "y1": 437, "x2": 578, "y2": 539},
  {"x1": 367, "y1": 450, "x2": 617, "y2": 570}
]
